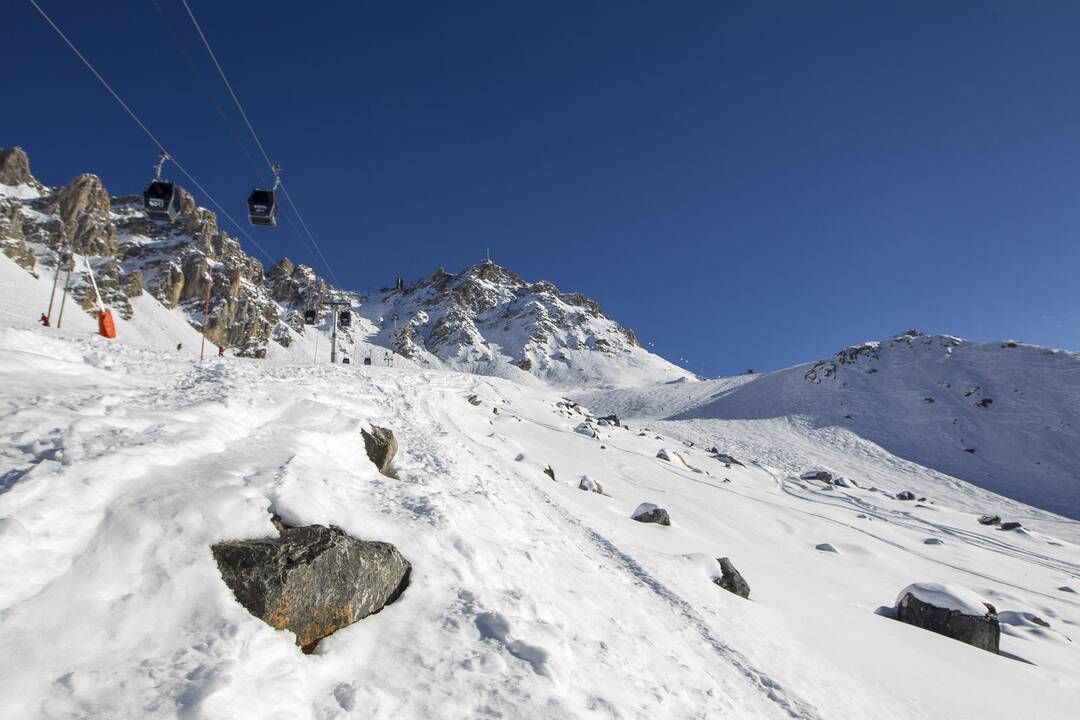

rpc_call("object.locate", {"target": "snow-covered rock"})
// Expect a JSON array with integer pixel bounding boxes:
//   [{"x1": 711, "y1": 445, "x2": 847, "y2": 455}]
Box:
[
  {"x1": 894, "y1": 583, "x2": 1000, "y2": 653},
  {"x1": 631, "y1": 502, "x2": 671, "y2": 525}
]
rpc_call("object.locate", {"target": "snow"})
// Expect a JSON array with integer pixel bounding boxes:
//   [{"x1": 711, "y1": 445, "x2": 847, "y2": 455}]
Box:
[
  {"x1": 2, "y1": 257, "x2": 1080, "y2": 719},
  {"x1": 0, "y1": 182, "x2": 44, "y2": 200},
  {"x1": 897, "y1": 583, "x2": 992, "y2": 616}
]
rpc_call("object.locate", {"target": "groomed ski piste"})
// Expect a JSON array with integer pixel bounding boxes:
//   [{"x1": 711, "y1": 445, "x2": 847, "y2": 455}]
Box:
[{"x1": 1, "y1": 254, "x2": 1079, "y2": 719}]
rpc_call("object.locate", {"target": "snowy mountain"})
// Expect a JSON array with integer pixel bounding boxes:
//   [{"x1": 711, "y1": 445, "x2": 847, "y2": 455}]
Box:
[
  {"x1": 638, "y1": 332, "x2": 1080, "y2": 520},
  {"x1": 1, "y1": 147, "x2": 691, "y2": 386},
  {"x1": 357, "y1": 260, "x2": 694, "y2": 387}
]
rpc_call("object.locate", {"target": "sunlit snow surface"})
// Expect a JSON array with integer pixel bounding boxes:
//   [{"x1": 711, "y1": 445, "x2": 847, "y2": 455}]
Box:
[{"x1": 1, "y1": 253, "x2": 1079, "y2": 719}]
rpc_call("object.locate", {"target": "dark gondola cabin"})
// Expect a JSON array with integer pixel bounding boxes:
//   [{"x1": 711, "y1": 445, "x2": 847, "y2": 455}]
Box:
[
  {"x1": 247, "y1": 188, "x2": 277, "y2": 227},
  {"x1": 303, "y1": 309, "x2": 317, "y2": 325},
  {"x1": 143, "y1": 181, "x2": 180, "y2": 221},
  {"x1": 338, "y1": 311, "x2": 352, "y2": 328}
]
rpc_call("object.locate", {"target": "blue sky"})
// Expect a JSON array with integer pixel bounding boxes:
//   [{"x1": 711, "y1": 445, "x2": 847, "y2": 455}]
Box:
[{"x1": 8, "y1": 1, "x2": 1080, "y2": 375}]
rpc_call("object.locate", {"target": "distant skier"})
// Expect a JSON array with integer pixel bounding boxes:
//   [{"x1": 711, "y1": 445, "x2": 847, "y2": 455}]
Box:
[
  {"x1": 39, "y1": 313, "x2": 50, "y2": 327},
  {"x1": 218, "y1": 346, "x2": 225, "y2": 357}
]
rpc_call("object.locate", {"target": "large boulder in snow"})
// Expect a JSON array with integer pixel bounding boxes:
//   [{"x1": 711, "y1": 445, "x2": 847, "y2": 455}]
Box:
[
  {"x1": 631, "y1": 503, "x2": 670, "y2": 526},
  {"x1": 800, "y1": 470, "x2": 833, "y2": 483},
  {"x1": 713, "y1": 557, "x2": 750, "y2": 598},
  {"x1": 361, "y1": 425, "x2": 398, "y2": 475},
  {"x1": 211, "y1": 519, "x2": 411, "y2": 652},
  {"x1": 894, "y1": 583, "x2": 1000, "y2": 653},
  {"x1": 656, "y1": 448, "x2": 672, "y2": 462}
]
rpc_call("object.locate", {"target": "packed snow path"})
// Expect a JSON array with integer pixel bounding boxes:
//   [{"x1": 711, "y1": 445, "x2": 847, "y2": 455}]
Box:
[{"x1": 1, "y1": 326, "x2": 1078, "y2": 719}]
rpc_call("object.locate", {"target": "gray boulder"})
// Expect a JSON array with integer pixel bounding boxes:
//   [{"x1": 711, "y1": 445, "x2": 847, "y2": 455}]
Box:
[
  {"x1": 895, "y1": 585, "x2": 999, "y2": 653},
  {"x1": 631, "y1": 503, "x2": 670, "y2": 526},
  {"x1": 544, "y1": 465, "x2": 556, "y2": 481},
  {"x1": 212, "y1": 519, "x2": 411, "y2": 652},
  {"x1": 977, "y1": 514, "x2": 1001, "y2": 526},
  {"x1": 656, "y1": 448, "x2": 671, "y2": 461},
  {"x1": 600, "y1": 414, "x2": 621, "y2": 427},
  {"x1": 713, "y1": 557, "x2": 750, "y2": 598},
  {"x1": 361, "y1": 425, "x2": 398, "y2": 475},
  {"x1": 895, "y1": 491, "x2": 916, "y2": 501},
  {"x1": 799, "y1": 470, "x2": 833, "y2": 483},
  {"x1": 999, "y1": 521, "x2": 1023, "y2": 531}
]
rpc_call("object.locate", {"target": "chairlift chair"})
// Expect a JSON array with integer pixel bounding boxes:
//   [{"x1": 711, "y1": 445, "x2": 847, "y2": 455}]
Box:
[
  {"x1": 143, "y1": 152, "x2": 180, "y2": 221},
  {"x1": 248, "y1": 164, "x2": 281, "y2": 227}
]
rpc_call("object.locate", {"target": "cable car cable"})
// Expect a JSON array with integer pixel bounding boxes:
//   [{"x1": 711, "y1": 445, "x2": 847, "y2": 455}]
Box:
[
  {"x1": 27, "y1": 0, "x2": 277, "y2": 265},
  {"x1": 178, "y1": 0, "x2": 344, "y2": 289}
]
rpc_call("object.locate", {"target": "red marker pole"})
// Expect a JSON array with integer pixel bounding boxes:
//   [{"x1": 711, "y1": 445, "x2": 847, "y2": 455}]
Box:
[{"x1": 199, "y1": 277, "x2": 213, "y2": 361}]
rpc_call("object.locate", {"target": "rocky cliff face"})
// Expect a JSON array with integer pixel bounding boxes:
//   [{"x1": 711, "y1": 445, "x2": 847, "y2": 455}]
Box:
[{"x1": 0, "y1": 146, "x2": 331, "y2": 356}]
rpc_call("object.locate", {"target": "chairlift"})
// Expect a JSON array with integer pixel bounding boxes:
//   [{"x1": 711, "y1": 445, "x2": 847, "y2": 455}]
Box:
[
  {"x1": 247, "y1": 164, "x2": 281, "y2": 227},
  {"x1": 143, "y1": 152, "x2": 180, "y2": 221},
  {"x1": 338, "y1": 310, "x2": 352, "y2": 328},
  {"x1": 303, "y1": 309, "x2": 317, "y2": 325}
]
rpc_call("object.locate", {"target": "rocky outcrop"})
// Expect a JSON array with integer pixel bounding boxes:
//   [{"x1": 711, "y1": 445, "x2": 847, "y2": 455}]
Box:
[
  {"x1": 44, "y1": 174, "x2": 116, "y2": 256},
  {"x1": 631, "y1": 503, "x2": 670, "y2": 526},
  {"x1": 800, "y1": 470, "x2": 833, "y2": 483},
  {"x1": 361, "y1": 425, "x2": 398, "y2": 475},
  {"x1": 977, "y1": 514, "x2": 1001, "y2": 526},
  {"x1": 0, "y1": 147, "x2": 44, "y2": 190},
  {"x1": 211, "y1": 519, "x2": 411, "y2": 652},
  {"x1": 713, "y1": 557, "x2": 750, "y2": 598},
  {"x1": 895, "y1": 585, "x2": 1000, "y2": 653},
  {"x1": 896, "y1": 491, "x2": 916, "y2": 501}
]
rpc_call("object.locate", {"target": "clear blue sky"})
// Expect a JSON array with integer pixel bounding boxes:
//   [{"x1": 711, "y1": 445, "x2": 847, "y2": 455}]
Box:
[{"x1": 8, "y1": 1, "x2": 1080, "y2": 375}]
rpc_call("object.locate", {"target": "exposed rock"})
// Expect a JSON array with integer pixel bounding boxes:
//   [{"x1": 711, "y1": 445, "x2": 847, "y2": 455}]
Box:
[
  {"x1": 631, "y1": 503, "x2": 670, "y2": 526},
  {"x1": 833, "y1": 476, "x2": 853, "y2": 488},
  {"x1": 977, "y1": 514, "x2": 1001, "y2": 526},
  {"x1": 543, "y1": 465, "x2": 556, "y2": 481},
  {"x1": 466, "y1": 394, "x2": 482, "y2": 406},
  {"x1": 998, "y1": 521, "x2": 1023, "y2": 531},
  {"x1": 211, "y1": 519, "x2": 410, "y2": 652},
  {"x1": 712, "y1": 452, "x2": 744, "y2": 467},
  {"x1": 924, "y1": 538, "x2": 944, "y2": 545},
  {"x1": 574, "y1": 422, "x2": 598, "y2": 439},
  {"x1": 0, "y1": 147, "x2": 44, "y2": 190},
  {"x1": 895, "y1": 584, "x2": 1000, "y2": 653},
  {"x1": 361, "y1": 425, "x2": 398, "y2": 475},
  {"x1": 656, "y1": 448, "x2": 671, "y2": 462},
  {"x1": 578, "y1": 475, "x2": 602, "y2": 494},
  {"x1": 815, "y1": 543, "x2": 839, "y2": 553},
  {"x1": 599, "y1": 414, "x2": 621, "y2": 427},
  {"x1": 713, "y1": 557, "x2": 750, "y2": 598},
  {"x1": 800, "y1": 470, "x2": 833, "y2": 483},
  {"x1": 895, "y1": 491, "x2": 916, "y2": 501}
]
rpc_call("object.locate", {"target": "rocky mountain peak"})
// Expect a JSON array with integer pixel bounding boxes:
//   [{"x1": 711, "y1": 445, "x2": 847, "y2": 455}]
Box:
[{"x1": 0, "y1": 147, "x2": 44, "y2": 191}]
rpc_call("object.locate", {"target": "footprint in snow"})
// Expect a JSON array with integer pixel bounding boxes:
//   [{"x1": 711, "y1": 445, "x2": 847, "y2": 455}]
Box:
[{"x1": 474, "y1": 611, "x2": 551, "y2": 677}]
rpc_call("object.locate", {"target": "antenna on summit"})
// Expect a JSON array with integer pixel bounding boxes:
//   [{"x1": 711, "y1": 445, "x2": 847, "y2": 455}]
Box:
[{"x1": 484, "y1": 247, "x2": 492, "y2": 264}]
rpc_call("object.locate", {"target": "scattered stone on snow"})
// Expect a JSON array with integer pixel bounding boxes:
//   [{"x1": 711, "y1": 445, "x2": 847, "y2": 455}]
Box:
[
  {"x1": 895, "y1": 491, "x2": 916, "y2": 501},
  {"x1": 631, "y1": 503, "x2": 670, "y2": 526},
  {"x1": 578, "y1": 475, "x2": 603, "y2": 494},
  {"x1": 543, "y1": 465, "x2": 556, "y2": 481},
  {"x1": 656, "y1": 448, "x2": 671, "y2": 462},
  {"x1": 466, "y1": 394, "x2": 482, "y2": 406},
  {"x1": 211, "y1": 517, "x2": 411, "y2": 653},
  {"x1": 800, "y1": 470, "x2": 834, "y2": 483},
  {"x1": 600, "y1": 414, "x2": 621, "y2": 427},
  {"x1": 998, "y1": 521, "x2": 1023, "y2": 531},
  {"x1": 924, "y1": 538, "x2": 944, "y2": 545},
  {"x1": 713, "y1": 557, "x2": 750, "y2": 599},
  {"x1": 894, "y1": 583, "x2": 1000, "y2": 653},
  {"x1": 361, "y1": 425, "x2": 398, "y2": 475},
  {"x1": 977, "y1": 515, "x2": 1001, "y2": 526}
]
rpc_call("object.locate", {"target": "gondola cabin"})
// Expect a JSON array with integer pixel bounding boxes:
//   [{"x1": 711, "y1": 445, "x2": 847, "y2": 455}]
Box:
[
  {"x1": 338, "y1": 311, "x2": 352, "y2": 328},
  {"x1": 247, "y1": 188, "x2": 277, "y2": 227},
  {"x1": 143, "y1": 181, "x2": 180, "y2": 221},
  {"x1": 303, "y1": 309, "x2": 317, "y2": 325}
]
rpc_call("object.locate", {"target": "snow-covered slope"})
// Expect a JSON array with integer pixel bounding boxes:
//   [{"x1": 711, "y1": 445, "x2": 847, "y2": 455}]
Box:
[
  {"x1": 2, "y1": 316, "x2": 1079, "y2": 719},
  {"x1": 357, "y1": 260, "x2": 695, "y2": 388},
  {"x1": 651, "y1": 333, "x2": 1080, "y2": 520}
]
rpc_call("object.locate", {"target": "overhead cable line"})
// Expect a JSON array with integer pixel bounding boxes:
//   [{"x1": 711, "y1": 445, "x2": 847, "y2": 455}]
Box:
[
  {"x1": 179, "y1": 0, "x2": 344, "y2": 289},
  {"x1": 27, "y1": 0, "x2": 277, "y2": 265}
]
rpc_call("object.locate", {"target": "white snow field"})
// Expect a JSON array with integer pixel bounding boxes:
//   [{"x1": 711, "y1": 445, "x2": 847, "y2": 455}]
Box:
[{"x1": 2, "y1": 258, "x2": 1080, "y2": 719}]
